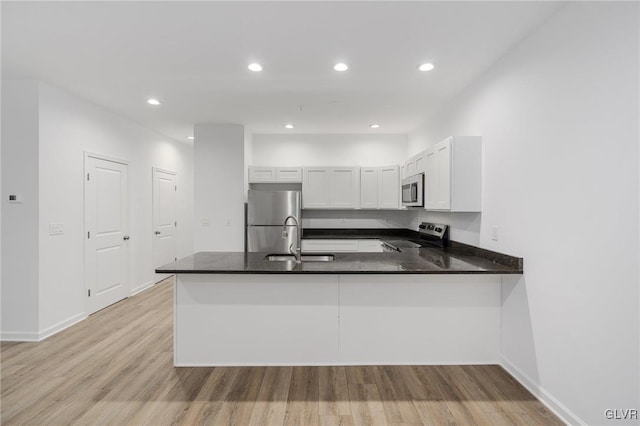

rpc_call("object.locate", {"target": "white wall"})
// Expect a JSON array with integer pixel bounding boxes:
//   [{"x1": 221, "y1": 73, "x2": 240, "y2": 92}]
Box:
[
  {"x1": 252, "y1": 133, "x2": 408, "y2": 167},
  {"x1": 1, "y1": 80, "x2": 40, "y2": 338},
  {"x1": 1, "y1": 80, "x2": 194, "y2": 339},
  {"x1": 251, "y1": 133, "x2": 412, "y2": 229},
  {"x1": 194, "y1": 123, "x2": 245, "y2": 251},
  {"x1": 409, "y1": 3, "x2": 639, "y2": 424}
]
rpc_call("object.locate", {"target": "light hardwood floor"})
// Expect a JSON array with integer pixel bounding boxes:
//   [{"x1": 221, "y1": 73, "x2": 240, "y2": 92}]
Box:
[{"x1": 1, "y1": 277, "x2": 562, "y2": 425}]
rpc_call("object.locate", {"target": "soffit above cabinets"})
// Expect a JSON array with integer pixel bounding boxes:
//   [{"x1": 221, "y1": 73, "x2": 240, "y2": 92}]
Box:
[{"x1": 2, "y1": 2, "x2": 563, "y2": 140}]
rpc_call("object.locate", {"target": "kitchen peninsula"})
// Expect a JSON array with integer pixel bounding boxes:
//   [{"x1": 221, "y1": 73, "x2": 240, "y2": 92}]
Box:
[{"x1": 157, "y1": 231, "x2": 522, "y2": 367}]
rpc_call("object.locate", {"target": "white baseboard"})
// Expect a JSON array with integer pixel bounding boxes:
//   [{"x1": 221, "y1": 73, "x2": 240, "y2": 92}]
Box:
[
  {"x1": 1, "y1": 312, "x2": 87, "y2": 342},
  {"x1": 500, "y1": 355, "x2": 584, "y2": 425},
  {"x1": 38, "y1": 312, "x2": 87, "y2": 341},
  {"x1": 131, "y1": 280, "x2": 154, "y2": 296},
  {"x1": 1, "y1": 330, "x2": 40, "y2": 342}
]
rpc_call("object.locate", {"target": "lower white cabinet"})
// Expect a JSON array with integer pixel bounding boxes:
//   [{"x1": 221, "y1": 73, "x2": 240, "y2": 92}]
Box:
[
  {"x1": 302, "y1": 239, "x2": 382, "y2": 253},
  {"x1": 303, "y1": 167, "x2": 359, "y2": 209},
  {"x1": 359, "y1": 165, "x2": 400, "y2": 209}
]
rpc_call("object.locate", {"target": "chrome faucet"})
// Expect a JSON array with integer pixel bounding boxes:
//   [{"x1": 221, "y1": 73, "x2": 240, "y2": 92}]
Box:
[{"x1": 283, "y1": 215, "x2": 301, "y2": 263}]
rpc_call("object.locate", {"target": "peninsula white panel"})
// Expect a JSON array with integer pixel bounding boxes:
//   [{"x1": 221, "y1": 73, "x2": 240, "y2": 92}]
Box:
[
  {"x1": 339, "y1": 274, "x2": 501, "y2": 364},
  {"x1": 175, "y1": 274, "x2": 340, "y2": 366},
  {"x1": 175, "y1": 273, "x2": 502, "y2": 366}
]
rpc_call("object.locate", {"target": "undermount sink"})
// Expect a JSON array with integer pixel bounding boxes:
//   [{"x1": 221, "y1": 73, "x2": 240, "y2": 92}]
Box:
[{"x1": 265, "y1": 253, "x2": 335, "y2": 262}]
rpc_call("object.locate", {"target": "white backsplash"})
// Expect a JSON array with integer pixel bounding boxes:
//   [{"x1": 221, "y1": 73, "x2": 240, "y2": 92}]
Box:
[{"x1": 301, "y1": 209, "x2": 412, "y2": 229}]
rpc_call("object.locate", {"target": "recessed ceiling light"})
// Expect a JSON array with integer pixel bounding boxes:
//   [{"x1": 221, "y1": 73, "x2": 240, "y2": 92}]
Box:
[
  {"x1": 370, "y1": 124, "x2": 380, "y2": 129},
  {"x1": 284, "y1": 124, "x2": 295, "y2": 129},
  {"x1": 417, "y1": 63, "x2": 435, "y2": 72},
  {"x1": 334, "y1": 63, "x2": 349, "y2": 72},
  {"x1": 187, "y1": 136, "x2": 194, "y2": 140},
  {"x1": 146, "y1": 98, "x2": 161, "y2": 106},
  {"x1": 248, "y1": 63, "x2": 263, "y2": 72}
]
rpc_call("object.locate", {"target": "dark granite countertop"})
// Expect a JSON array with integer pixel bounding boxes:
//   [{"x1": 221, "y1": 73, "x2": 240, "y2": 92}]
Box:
[{"x1": 157, "y1": 229, "x2": 523, "y2": 274}]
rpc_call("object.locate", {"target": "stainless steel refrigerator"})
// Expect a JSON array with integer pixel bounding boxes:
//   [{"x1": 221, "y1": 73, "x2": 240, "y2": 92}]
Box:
[{"x1": 247, "y1": 190, "x2": 302, "y2": 252}]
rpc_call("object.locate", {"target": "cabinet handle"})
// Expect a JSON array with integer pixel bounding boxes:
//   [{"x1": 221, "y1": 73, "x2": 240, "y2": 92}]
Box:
[
  {"x1": 123, "y1": 235, "x2": 130, "y2": 241},
  {"x1": 154, "y1": 231, "x2": 161, "y2": 235}
]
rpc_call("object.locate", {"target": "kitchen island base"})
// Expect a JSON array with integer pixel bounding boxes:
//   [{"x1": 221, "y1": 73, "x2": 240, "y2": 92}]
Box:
[{"x1": 174, "y1": 274, "x2": 500, "y2": 366}]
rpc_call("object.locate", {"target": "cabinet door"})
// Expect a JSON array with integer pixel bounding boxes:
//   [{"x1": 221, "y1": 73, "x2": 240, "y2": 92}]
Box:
[
  {"x1": 378, "y1": 165, "x2": 399, "y2": 209},
  {"x1": 303, "y1": 168, "x2": 331, "y2": 208},
  {"x1": 435, "y1": 138, "x2": 452, "y2": 210},
  {"x1": 415, "y1": 150, "x2": 427, "y2": 174},
  {"x1": 248, "y1": 166, "x2": 277, "y2": 182},
  {"x1": 405, "y1": 156, "x2": 417, "y2": 176},
  {"x1": 360, "y1": 168, "x2": 379, "y2": 209},
  {"x1": 301, "y1": 239, "x2": 359, "y2": 252},
  {"x1": 331, "y1": 168, "x2": 359, "y2": 208},
  {"x1": 424, "y1": 148, "x2": 437, "y2": 210},
  {"x1": 276, "y1": 167, "x2": 302, "y2": 182},
  {"x1": 357, "y1": 239, "x2": 383, "y2": 252}
]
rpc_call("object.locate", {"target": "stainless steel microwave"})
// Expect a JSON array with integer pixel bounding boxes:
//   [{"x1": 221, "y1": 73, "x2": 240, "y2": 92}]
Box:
[{"x1": 401, "y1": 174, "x2": 424, "y2": 207}]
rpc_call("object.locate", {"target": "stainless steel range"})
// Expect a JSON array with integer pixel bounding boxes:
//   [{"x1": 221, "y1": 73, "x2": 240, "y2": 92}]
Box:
[{"x1": 382, "y1": 222, "x2": 449, "y2": 251}]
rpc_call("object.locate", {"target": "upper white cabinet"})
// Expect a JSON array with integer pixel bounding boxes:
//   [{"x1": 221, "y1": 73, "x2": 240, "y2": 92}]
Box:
[
  {"x1": 249, "y1": 166, "x2": 302, "y2": 183},
  {"x1": 303, "y1": 167, "x2": 359, "y2": 209},
  {"x1": 402, "y1": 150, "x2": 427, "y2": 178},
  {"x1": 424, "y1": 136, "x2": 482, "y2": 212},
  {"x1": 360, "y1": 165, "x2": 400, "y2": 209},
  {"x1": 331, "y1": 168, "x2": 360, "y2": 208},
  {"x1": 303, "y1": 167, "x2": 331, "y2": 208},
  {"x1": 360, "y1": 168, "x2": 379, "y2": 209},
  {"x1": 378, "y1": 165, "x2": 400, "y2": 209}
]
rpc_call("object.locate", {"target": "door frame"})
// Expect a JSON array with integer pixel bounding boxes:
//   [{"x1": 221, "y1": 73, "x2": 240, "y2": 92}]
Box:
[
  {"x1": 84, "y1": 151, "x2": 130, "y2": 315},
  {"x1": 152, "y1": 166, "x2": 177, "y2": 281}
]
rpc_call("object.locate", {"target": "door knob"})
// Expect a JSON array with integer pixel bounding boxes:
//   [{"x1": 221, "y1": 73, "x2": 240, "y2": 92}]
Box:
[
  {"x1": 154, "y1": 231, "x2": 161, "y2": 235},
  {"x1": 123, "y1": 235, "x2": 130, "y2": 241}
]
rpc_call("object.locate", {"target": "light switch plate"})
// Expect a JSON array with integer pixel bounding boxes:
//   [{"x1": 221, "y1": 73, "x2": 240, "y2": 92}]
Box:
[
  {"x1": 491, "y1": 226, "x2": 499, "y2": 241},
  {"x1": 49, "y1": 223, "x2": 65, "y2": 236}
]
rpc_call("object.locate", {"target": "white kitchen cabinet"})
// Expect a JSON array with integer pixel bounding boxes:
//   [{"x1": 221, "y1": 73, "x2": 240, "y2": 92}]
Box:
[
  {"x1": 359, "y1": 165, "x2": 399, "y2": 210},
  {"x1": 276, "y1": 167, "x2": 302, "y2": 182},
  {"x1": 331, "y1": 168, "x2": 360, "y2": 208},
  {"x1": 301, "y1": 239, "x2": 382, "y2": 253},
  {"x1": 303, "y1": 167, "x2": 359, "y2": 209},
  {"x1": 301, "y1": 239, "x2": 359, "y2": 252},
  {"x1": 303, "y1": 168, "x2": 331, "y2": 208},
  {"x1": 360, "y1": 168, "x2": 379, "y2": 209},
  {"x1": 357, "y1": 239, "x2": 383, "y2": 252},
  {"x1": 403, "y1": 150, "x2": 427, "y2": 178},
  {"x1": 378, "y1": 165, "x2": 399, "y2": 209},
  {"x1": 248, "y1": 166, "x2": 277, "y2": 182},
  {"x1": 424, "y1": 136, "x2": 482, "y2": 212},
  {"x1": 249, "y1": 166, "x2": 302, "y2": 183}
]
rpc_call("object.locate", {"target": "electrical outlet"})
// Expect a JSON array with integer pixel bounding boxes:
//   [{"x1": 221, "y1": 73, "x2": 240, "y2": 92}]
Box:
[
  {"x1": 201, "y1": 218, "x2": 209, "y2": 227},
  {"x1": 49, "y1": 223, "x2": 64, "y2": 236},
  {"x1": 491, "y1": 226, "x2": 499, "y2": 241}
]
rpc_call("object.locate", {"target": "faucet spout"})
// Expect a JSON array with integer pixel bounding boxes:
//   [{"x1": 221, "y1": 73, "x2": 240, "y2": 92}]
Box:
[{"x1": 283, "y1": 215, "x2": 301, "y2": 263}]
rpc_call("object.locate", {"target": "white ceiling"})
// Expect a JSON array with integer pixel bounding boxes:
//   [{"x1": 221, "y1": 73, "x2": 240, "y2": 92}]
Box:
[{"x1": 2, "y1": 1, "x2": 563, "y2": 142}]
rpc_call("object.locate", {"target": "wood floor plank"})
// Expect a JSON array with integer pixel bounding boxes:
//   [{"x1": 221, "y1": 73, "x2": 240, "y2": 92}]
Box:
[
  {"x1": 347, "y1": 383, "x2": 387, "y2": 426},
  {"x1": 284, "y1": 366, "x2": 320, "y2": 426},
  {"x1": 248, "y1": 366, "x2": 292, "y2": 426},
  {"x1": 0, "y1": 278, "x2": 563, "y2": 426},
  {"x1": 319, "y1": 366, "x2": 350, "y2": 417}
]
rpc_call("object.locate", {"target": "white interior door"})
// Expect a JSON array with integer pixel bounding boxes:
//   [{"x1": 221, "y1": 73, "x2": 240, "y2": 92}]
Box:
[
  {"x1": 85, "y1": 154, "x2": 129, "y2": 314},
  {"x1": 153, "y1": 168, "x2": 177, "y2": 274}
]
